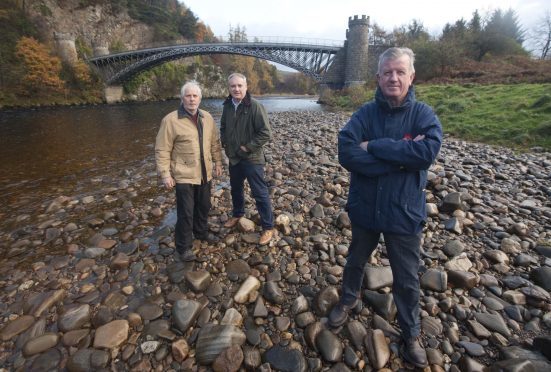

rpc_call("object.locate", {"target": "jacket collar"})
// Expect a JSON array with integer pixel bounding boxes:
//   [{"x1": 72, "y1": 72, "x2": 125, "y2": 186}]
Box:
[
  {"x1": 375, "y1": 86, "x2": 415, "y2": 112},
  {"x1": 177, "y1": 103, "x2": 203, "y2": 119},
  {"x1": 223, "y1": 91, "x2": 252, "y2": 107}
]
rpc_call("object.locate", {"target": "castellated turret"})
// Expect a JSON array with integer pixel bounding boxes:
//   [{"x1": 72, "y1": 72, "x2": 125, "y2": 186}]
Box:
[
  {"x1": 54, "y1": 32, "x2": 78, "y2": 66},
  {"x1": 344, "y1": 14, "x2": 369, "y2": 87}
]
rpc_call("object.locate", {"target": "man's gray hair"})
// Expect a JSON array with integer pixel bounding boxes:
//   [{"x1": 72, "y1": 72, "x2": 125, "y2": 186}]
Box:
[
  {"x1": 378, "y1": 47, "x2": 415, "y2": 74},
  {"x1": 228, "y1": 72, "x2": 247, "y2": 83},
  {"x1": 180, "y1": 80, "x2": 202, "y2": 98}
]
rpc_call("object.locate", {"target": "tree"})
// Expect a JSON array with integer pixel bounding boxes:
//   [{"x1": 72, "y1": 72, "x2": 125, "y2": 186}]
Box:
[
  {"x1": 15, "y1": 36, "x2": 65, "y2": 95},
  {"x1": 530, "y1": 11, "x2": 551, "y2": 59},
  {"x1": 369, "y1": 22, "x2": 392, "y2": 45}
]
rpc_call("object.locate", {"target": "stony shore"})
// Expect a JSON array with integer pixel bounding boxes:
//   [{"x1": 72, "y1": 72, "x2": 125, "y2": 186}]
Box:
[{"x1": 0, "y1": 111, "x2": 550, "y2": 371}]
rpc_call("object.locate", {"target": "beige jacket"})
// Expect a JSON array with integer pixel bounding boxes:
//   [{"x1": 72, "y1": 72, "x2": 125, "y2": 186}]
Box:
[{"x1": 155, "y1": 107, "x2": 223, "y2": 184}]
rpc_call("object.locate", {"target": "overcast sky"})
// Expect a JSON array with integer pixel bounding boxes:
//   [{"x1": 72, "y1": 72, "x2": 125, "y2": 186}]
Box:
[{"x1": 182, "y1": 0, "x2": 546, "y2": 42}]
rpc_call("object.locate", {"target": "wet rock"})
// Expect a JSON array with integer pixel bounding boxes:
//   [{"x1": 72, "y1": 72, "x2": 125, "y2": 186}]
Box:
[
  {"x1": 185, "y1": 270, "x2": 212, "y2": 292},
  {"x1": 93, "y1": 319, "x2": 129, "y2": 349},
  {"x1": 221, "y1": 308, "x2": 243, "y2": 326},
  {"x1": 345, "y1": 320, "x2": 366, "y2": 351},
  {"x1": 314, "y1": 286, "x2": 339, "y2": 317},
  {"x1": 448, "y1": 270, "x2": 479, "y2": 289},
  {"x1": 263, "y1": 345, "x2": 307, "y2": 372},
  {"x1": 363, "y1": 290, "x2": 397, "y2": 321},
  {"x1": 529, "y1": 267, "x2": 551, "y2": 291},
  {"x1": 25, "y1": 289, "x2": 65, "y2": 317},
  {"x1": 212, "y1": 344, "x2": 244, "y2": 372},
  {"x1": 234, "y1": 276, "x2": 261, "y2": 304},
  {"x1": 474, "y1": 312, "x2": 511, "y2": 337},
  {"x1": 316, "y1": 329, "x2": 342, "y2": 362},
  {"x1": 226, "y1": 259, "x2": 251, "y2": 280},
  {"x1": 363, "y1": 265, "x2": 393, "y2": 290},
  {"x1": 263, "y1": 281, "x2": 286, "y2": 304},
  {"x1": 443, "y1": 239, "x2": 465, "y2": 257},
  {"x1": 421, "y1": 269, "x2": 448, "y2": 292},
  {"x1": 62, "y1": 329, "x2": 90, "y2": 347},
  {"x1": 0, "y1": 315, "x2": 35, "y2": 341},
  {"x1": 195, "y1": 324, "x2": 246, "y2": 365},
  {"x1": 172, "y1": 338, "x2": 190, "y2": 362},
  {"x1": 30, "y1": 348, "x2": 61, "y2": 371},
  {"x1": 172, "y1": 299, "x2": 203, "y2": 333},
  {"x1": 364, "y1": 329, "x2": 390, "y2": 369},
  {"x1": 458, "y1": 340, "x2": 486, "y2": 357},
  {"x1": 58, "y1": 304, "x2": 90, "y2": 332},
  {"x1": 22, "y1": 332, "x2": 59, "y2": 356},
  {"x1": 137, "y1": 302, "x2": 163, "y2": 321}
]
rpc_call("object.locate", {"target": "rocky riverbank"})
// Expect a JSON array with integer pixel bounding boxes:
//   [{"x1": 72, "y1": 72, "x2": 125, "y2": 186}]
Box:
[{"x1": 0, "y1": 111, "x2": 550, "y2": 371}]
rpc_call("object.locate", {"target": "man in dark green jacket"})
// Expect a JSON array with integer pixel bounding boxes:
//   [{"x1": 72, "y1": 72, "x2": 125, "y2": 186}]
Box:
[{"x1": 220, "y1": 73, "x2": 275, "y2": 245}]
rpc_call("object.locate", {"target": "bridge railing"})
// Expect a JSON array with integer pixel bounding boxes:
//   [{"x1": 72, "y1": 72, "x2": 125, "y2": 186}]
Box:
[{"x1": 124, "y1": 36, "x2": 344, "y2": 51}]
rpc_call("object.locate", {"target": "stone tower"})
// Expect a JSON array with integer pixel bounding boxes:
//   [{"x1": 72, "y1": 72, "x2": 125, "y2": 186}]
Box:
[
  {"x1": 344, "y1": 15, "x2": 369, "y2": 87},
  {"x1": 53, "y1": 32, "x2": 78, "y2": 66}
]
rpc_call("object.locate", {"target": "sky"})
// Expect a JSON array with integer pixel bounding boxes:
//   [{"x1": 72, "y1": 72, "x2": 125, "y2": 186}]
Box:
[{"x1": 182, "y1": 0, "x2": 547, "y2": 42}]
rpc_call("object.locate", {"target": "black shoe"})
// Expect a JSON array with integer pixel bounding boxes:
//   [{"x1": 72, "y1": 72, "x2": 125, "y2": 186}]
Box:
[
  {"x1": 195, "y1": 233, "x2": 218, "y2": 243},
  {"x1": 179, "y1": 250, "x2": 197, "y2": 262},
  {"x1": 400, "y1": 337, "x2": 428, "y2": 368},
  {"x1": 328, "y1": 299, "x2": 360, "y2": 328}
]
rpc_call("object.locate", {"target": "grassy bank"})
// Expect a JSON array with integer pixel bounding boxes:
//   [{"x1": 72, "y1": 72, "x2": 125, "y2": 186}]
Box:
[{"x1": 326, "y1": 83, "x2": 551, "y2": 151}]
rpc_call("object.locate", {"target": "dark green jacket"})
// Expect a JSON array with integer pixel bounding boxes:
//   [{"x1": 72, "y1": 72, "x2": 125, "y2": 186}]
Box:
[{"x1": 220, "y1": 92, "x2": 272, "y2": 165}]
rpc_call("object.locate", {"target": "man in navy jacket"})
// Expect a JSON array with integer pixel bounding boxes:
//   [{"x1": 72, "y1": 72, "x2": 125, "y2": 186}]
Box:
[{"x1": 329, "y1": 47, "x2": 443, "y2": 368}]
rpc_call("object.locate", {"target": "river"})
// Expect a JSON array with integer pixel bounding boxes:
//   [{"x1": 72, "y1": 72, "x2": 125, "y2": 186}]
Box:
[{"x1": 0, "y1": 97, "x2": 325, "y2": 232}]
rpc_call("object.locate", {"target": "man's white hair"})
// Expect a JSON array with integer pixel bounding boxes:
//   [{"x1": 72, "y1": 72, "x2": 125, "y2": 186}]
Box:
[{"x1": 180, "y1": 80, "x2": 202, "y2": 98}]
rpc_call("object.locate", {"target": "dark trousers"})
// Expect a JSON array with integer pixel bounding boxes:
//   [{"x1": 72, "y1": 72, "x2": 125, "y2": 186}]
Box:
[
  {"x1": 229, "y1": 160, "x2": 273, "y2": 230},
  {"x1": 175, "y1": 182, "x2": 211, "y2": 253},
  {"x1": 341, "y1": 224, "x2": 422, "y2": 340}
]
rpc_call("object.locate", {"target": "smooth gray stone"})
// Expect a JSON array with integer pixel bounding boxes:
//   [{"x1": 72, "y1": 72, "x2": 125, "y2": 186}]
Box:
[
  {"x1": 295, "y1": 312, "x2": 315, "y2": 328},
  {"x1": 253, "y1": 296, "x2": 268, "y2": 318},
  {"x1": 530, "y1": 267, "x2": 551, "y2": 291},
  {"x1": 195, "y1": 324, "x2": 246, "y2": 365},
  {"x1": 304, "y1": 322, "x2": 324, "y2": 351},
  {"x1": 117, "y1": 239, "x2": 138, "y2": 255},
  {"x1": 184, "y1": 270, "x2": 212, "y2": 292},
  {"x1": 315, "y1": 329, "x2": 343, "y2": 362},
  {"x1": 482, "y1": 297, "x2": 505, "y2": 311},
  {"x1": 500, "y1": 346, "x2": 549, "y2": 362},
  {"x1": 474, "y1": 312, "x2": 511, "y2": 337},
  {"x1": 16, "y1": 317, "x2": 46, "y2": 349},
  {"x1": 30, "y1": 348, "x2": 61, "y2": 371},
  {"x1": 535, "y1": 245, "x2": 551, "y2": 258},
  {"x1": 167, "y1": 262, "x2": 193, "y2": 284},
  {"x1": 442, "y1": 192, "x2": 463, "y2": 211},
  {"x1": 262, "y1": 345, "x2": 307, "y2": 372},
  {"x1": 263, "y1": 281, "x2": 286, "y2": 304},
  {"x1": 422, "y1": 316, "x2": 443, "y2": 337},
  {"x1": 66, "y1": 348, "x2": 94, "y2": 372},
  {"x1": 91, "y1": 306, "x2": 113, "y2": 328},
  {"x1": 172, "y1": 300, "x2": 202, "y2": 333},
  {"x1": 502, "y1": 276, "x2": 531, "y2": 289},
  {"x1": 421, "y1": 269, "x2": 448, "y2": 292},
  {"x1": 84, "y1": 247, "x2": 106, "y2": 258},
  {"x1": 137, "y1": 302, "x2": 163, "y2": 321},
  {"x1": 23, "y1": 332, "x2": 59, "y2": 356},
  {"x1": 58, "y1": 304, "x2": 90, "y2": 332},
  {"x1": 533, "y1": 335, "x2": 551, "y2": 360},
  {"x1": 275, "y1": 316, "x2": 291, "y2": 331},
  {"x1": 488, "y1": 359, "x2": 537, "y2": 372},
  {"x1": 504, "y1": 305, "x2": 525, "y2": 322},
  {"x1": 331, "y1": 361, "x2": 353, "y2": 372},
  {"x1": 243, "y1": 346, "x2": 262, "y2": 369},
  {"x1": 206, "y1": 282, "x2": 224, "y2": 297},
  {"x1": 346, "y1": 320, "x2": 367, "y2": 351},
  {"x1": 426, "y1": 347, "x2": 444, "y2": 366},
  {"x1": 443, "y1": 240, "x2": 465, "y2": 257},
  {"x1": 372, "y1": 314, "x2": 400, "y2": 339},
  {"x1": 459, "y1": 355, "x2": 486, "y2": 372},
  {"x1": 457, "y1": 341, "x2": 486, "y2": 356},
  {"x1": 291, "y1": 295, "x2": 309, "y2": 314},
  {"x1": 90, "y1": 349, "x2": 110, "y2": 368},
  {"x1": 226, "y1": 259, "x2": 251, "y2": 280},
  {"x1": 448, "y1": 270, "x2": 478, "y2": 289},
  {"x1": 519, "y1": 286, "x2": 550, "y2": 302},
  {"x1": 363, "y1": 290, "x2": 397, "y2": 321},
  {"x1": 314, "y1": 286, "x2": 339, "y2": 317},
  {"x1": 363, "y1": 265, "x2": 393, "y2": 290}
]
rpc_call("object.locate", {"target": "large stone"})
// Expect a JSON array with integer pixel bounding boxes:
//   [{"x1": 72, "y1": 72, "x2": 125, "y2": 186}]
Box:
[
  {"x1": 25, "y1": 289, "x2": 65, "y2": 317},
  {"x1": 185, "y1": 270, "x2": 212, "y2": 292},
  {"x1": 234, "y1": 276, "x2": 261, "y2": 304},
  {"x1": 0, "y1": 315, "x2": 35, "y2": 341},
  {"x1": 363, "y1": 266, "x2": 393, "y2": 290},
  {"x1": 93, "y1": 319, "x2": 129, "y2": 349},
  {"x1": 530, "y1": 267, "x2": 551, "y2": 291},
  {"x1": 448, "y1": 270, "x2": 479, "y2": 289},
  {"x1": 137, "y1": 302, "x2": 163, "y2": 321},
  {"x1": 474, "y1": 312, "x2": 511, "y2": 337},
  {"x1": 421, "y1": 269, "x2": 448, "y2": 292},
  {"x1": 212, "y1": 344, "x2": 244, "y2": 372},
  {"x1": 23, "y1": 332, "x2": 59, "y2": 356},
  {"x1": 443, "y1": 239, "x2": 465, "y2": 257},
  {"x1": 195, "y1": 324, "x2": 246, "y2": 365},
  {"x1": 172, "y1": 299, "x2": 203, "y2": 333},
  {"x1": 314, "y1": 286, "x2": 339, "y2": 317},
  {"x1": 364, "y1": 329, "x2": 390, "y2": 369},
  {"x1": 58, "y1": 304, "x2": 90, "y2": 332},
  {"x1": 262, "y1": 345, "x2": 308, "y2": 372},
  {"x1": 363, "y1": 290, "x2": 397, "y2": 321},
  {"x1": 263, "y1": 281, "x2": 286, "y2": 304},
  {"x1": 316, "y1": 329, "x2": 343, "y2": 362}
]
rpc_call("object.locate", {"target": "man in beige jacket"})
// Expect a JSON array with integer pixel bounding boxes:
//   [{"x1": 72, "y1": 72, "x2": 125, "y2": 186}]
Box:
[{"x1": 155, "y1": 81, "x2": 223, "y2": 261}]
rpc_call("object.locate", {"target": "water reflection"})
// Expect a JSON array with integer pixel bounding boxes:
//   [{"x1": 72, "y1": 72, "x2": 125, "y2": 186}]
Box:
[{"x1": 0, "y1": 97, "x2": 324, "y2": 224}]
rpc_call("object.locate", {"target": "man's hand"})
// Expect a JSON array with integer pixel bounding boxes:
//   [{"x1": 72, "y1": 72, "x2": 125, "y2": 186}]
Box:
[
  {"x1": 240, "y1": 145, "x2": 250, "y2": 153},
  {"x1": 162, "y1": 176, "x2": 175, "y2": 189},
  {"x1": 360, "y1": 141, "x2": 369, "y2": 151},
  {"x1": 214, "y1": 164, "x2": 223, "y2": 178}
]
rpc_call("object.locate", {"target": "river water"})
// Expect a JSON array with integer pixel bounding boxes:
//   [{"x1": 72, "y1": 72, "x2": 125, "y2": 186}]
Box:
[{"x1": 0, "y1": 97, "x2": 325, "y2": 230}]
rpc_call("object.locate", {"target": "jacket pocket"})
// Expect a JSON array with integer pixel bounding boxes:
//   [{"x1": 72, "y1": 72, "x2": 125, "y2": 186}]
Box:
[{"x1": 172, "y1": 154, "x2": 196, "y2": 179}]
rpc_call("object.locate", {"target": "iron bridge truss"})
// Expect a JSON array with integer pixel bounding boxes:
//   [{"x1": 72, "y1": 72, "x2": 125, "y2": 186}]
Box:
[{"x1": 88, "y1": 42, "x2": 341, "y2": 85}]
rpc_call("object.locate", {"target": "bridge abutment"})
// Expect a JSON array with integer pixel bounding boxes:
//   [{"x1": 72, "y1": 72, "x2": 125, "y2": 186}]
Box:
[{"x1": 104, "y1": 86, "x2": 124, "y2": 104}]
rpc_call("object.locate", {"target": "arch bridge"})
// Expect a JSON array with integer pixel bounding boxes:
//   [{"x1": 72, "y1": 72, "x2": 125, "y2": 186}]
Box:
[{"x1": 88, "y1": 37, "x2": 343, "y2": 85}]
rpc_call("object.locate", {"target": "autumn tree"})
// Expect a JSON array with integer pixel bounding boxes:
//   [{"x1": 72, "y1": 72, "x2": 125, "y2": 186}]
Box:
[{"x1": 15, "y1": 36, "x2": 65, "y2": 95}]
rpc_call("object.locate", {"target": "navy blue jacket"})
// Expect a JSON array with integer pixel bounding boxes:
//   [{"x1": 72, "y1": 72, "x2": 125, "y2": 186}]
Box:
[{"x1": 338, "y1": 86, "x2": 442, "y2": 235}]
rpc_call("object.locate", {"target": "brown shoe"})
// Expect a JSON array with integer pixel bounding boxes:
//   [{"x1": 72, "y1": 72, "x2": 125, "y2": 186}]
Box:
[
  {"x1": 224, "y1": 217, "x2": 241, "y2": 228},
  {"x1": 259, "y1": 229, "x2": 275, "y2": 245}
]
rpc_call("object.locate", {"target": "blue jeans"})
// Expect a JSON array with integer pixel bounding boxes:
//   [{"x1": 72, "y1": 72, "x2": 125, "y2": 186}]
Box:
[
  {"x1": 341, "y1": 224, "x2": 422, "y2": 340},
  {"x1": 229, "y1": 160, "x2": 273, "y2": 230}
]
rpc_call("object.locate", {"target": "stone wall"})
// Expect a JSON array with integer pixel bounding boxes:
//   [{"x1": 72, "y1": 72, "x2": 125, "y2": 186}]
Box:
[{"x1": 344, "y1": 15, "x2": 369, "y2": 87}]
